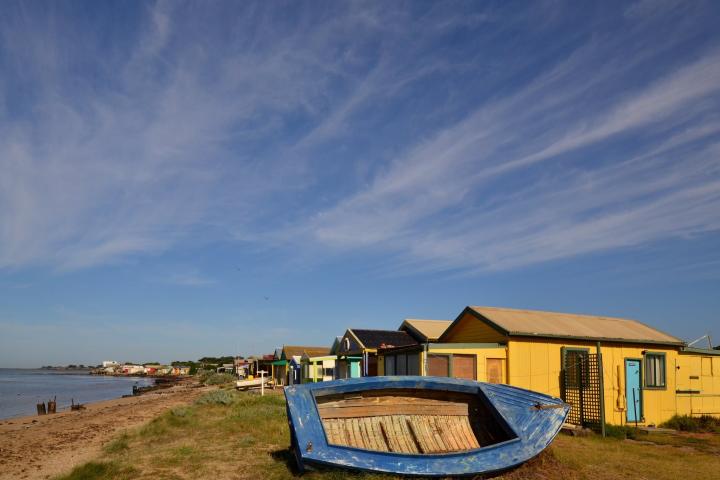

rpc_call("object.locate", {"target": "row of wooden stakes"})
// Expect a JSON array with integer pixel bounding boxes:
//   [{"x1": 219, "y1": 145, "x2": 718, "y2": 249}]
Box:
[
  {"x1": 36, "y1": 396, "x2": 56, "y2": 415},
  {"x1": 36, "y1": 397, "x2": 84, "y2": 415}
]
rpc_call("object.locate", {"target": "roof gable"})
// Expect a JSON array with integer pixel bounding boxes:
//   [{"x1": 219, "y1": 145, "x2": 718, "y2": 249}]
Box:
[
  {"x1": 399, "y1": 319, "x2": 452, "y2": 342},
  {"x1": 439, "y1": 309, "x2": 507, "y2": 343},
  {"x1": 338, "y1": 330, "x2": 364, "y2": 354},
  {"x1": 329, "y1": 336, "x2": 343, "y2": 355},
  {"x1": 281, "y1": 345, "x2": 330, "y2": 359}
]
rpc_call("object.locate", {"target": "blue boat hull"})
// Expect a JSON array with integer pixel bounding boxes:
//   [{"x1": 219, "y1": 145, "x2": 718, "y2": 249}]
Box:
[{"x1": 284, "y1": 376, "x2": 569, "y2": 477}]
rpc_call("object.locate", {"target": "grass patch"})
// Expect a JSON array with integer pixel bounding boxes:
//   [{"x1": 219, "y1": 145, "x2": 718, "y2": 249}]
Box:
[
  {"x1": 53, "y1": 461, "x2": 137, "y2": 480},
  {"x1": 640, "y1": 431, "x2": 720, "y2": 454},
  {"x1": 54, "y1": 389, "x2": 720, "y2": 480},
  {"x1": 103, "y1": 432, "x2": 130, "y2": 454},
  {"x1": 551, "y1": 433, "x2": 720, "y2": 480},
  {"x1": 603, "y1": 423, "x2": 641, "y2": 439},
  {"x1": 194, "y1": 389, "x2": 236, "y2": 406},
  {"x1": 205, "y1": 372, "x2": 236, "y2": 385}
]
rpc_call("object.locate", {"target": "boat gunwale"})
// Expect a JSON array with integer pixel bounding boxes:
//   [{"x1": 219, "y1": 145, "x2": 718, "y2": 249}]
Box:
[{"x1": 308, "y1": 381, "x2": 521, "y2": 458}]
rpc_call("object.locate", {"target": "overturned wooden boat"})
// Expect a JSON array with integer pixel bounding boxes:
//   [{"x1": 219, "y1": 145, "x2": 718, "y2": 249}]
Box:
[
  {"x1": 236, "y1": 377, "x2": 269, "y2": 390},
  {"x1": 284, "y1": 376, "x2": 569, "y2": 477}
]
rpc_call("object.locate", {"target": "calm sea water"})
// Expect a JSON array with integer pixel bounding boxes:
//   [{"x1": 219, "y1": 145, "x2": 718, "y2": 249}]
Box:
[{"x1": 0, "y1": 369, "x2": 154, "y2": 420}]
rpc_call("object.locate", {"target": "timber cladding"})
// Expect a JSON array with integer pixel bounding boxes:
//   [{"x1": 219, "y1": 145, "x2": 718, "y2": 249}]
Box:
[{"x1": 440, "y1": 311, "x2": 507, "y2": 343}]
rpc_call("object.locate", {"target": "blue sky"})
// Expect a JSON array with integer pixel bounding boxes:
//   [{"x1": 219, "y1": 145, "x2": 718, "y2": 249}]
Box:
[{"x1": 1, "y1": 1, "x2": 719, "y2": 367}]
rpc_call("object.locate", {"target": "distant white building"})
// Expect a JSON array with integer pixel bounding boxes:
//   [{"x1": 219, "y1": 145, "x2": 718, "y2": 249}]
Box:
[{"x1": 102, "y1": 360, "x2": 119, "y2": 368}]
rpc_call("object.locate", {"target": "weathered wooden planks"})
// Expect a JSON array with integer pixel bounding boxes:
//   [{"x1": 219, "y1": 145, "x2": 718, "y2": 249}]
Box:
[
  {"x1": 321, "y1": 414, "x2": 480, "y2": 453},
  {"x1": 316, "y1": 389, "x2": 482, "y2": 454}
]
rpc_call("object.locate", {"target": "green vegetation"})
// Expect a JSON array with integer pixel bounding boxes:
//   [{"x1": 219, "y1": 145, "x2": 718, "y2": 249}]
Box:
[
  {"x1": 195, "y1": 370, "x2": 237, "y2": 385},
  {"x1": 194, "y1": 390, "x2": 235, "y2": 405},
  {"x1": 103, "y1": 432, "x2": 130, "y2": 454},
  {"x1": 54, "y1": 390, "x2": 720, "y2": 480},
  {"x1": 603, "y1": 424, "x2": 640, "y2": 439},
  {"x1": 202, "y1": 373, "x2": 236, "y2": 386},
  {"x1": 660, "y1": 414, "x2": 720, "y2": 433},
  {"x1": 197, "y1": 356, "x2": 235, "y2": 365}
]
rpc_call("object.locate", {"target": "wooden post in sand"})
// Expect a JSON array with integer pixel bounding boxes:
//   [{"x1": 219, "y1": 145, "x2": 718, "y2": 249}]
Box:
[
  {"x1": 47, "y1": 396, "x2": 57, "y2": 414},
  {"x1": 36, "y1": 402, "x2": 46, "y2": 415}
]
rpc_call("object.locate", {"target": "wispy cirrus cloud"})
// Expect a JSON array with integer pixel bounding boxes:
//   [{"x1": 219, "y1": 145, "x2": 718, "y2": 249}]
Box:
[
  {"x1": 1, "y1": 0, "x2": 719, "y2": 279},
  {"x1": 161, "y1": 271, "x2": 216, "y2": 287},
  {"x1": 306, "y1": 37, "x2": 720, "y2": 273}
]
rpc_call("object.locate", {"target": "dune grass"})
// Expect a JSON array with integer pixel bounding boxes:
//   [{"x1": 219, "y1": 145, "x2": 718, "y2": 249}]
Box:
[{"x1": 53, "y1": 389, "x2": 720, "y2": 480}]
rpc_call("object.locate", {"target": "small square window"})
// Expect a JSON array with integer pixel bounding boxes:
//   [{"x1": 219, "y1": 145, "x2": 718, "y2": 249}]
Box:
[{"x1": 645, "y1": 353, "x2": 666, "y2": 388}]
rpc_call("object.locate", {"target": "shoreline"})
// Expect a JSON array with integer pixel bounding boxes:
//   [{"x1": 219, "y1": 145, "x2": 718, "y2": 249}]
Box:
[
  {"x1": 0, "y1": 376, "x2": 181, "y2": 421},
  {"x1": 0, "y1": 370, "x2": 185, "y2": 421},
  {"x1": 0, "y1": 379, "x2": 209, "y2": 480}
]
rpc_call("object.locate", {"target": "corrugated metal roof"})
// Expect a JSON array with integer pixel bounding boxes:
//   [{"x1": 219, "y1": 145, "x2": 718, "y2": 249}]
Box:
[
  {"x1": 467, "y1": 306, "x2": 684, "y2": 346},
  {"x1": 400, "y1": 319, "x2": 452, "y2": 342},
  {"x1": 681, "y1": 346, "x2": 720, "y2": 356}
]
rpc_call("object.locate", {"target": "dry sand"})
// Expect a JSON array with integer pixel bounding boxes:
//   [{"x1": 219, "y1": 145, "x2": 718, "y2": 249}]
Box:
[{"x1": 0, "y1": 381, "x2": 210, "y2": 480}]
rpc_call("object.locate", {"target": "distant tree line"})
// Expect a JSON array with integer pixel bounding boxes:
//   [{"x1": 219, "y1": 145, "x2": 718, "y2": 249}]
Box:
[{"x1": 41, "y1": 364, "x2": 96, "y2": 369}]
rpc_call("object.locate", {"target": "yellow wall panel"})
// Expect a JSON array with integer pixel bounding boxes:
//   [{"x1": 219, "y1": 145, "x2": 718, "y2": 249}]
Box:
[
  {"x1": 428, "y1": 345, "x2": 506, "y2": 381},
  {"x1": 508, "y1": 338, "x2": 686, "y2": 426}
]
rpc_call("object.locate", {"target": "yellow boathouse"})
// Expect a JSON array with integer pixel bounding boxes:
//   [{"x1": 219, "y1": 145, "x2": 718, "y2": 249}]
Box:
[{"x1": 380, "y1": 306, "x2": 720, "y2": 427}]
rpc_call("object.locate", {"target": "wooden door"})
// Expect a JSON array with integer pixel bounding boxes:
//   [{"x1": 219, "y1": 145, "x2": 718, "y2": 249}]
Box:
[
  {"x1": 452, "y1": 354, "x2": 476, "y2": 380},
  {"x1": 486, "y1": 358, "x2": 505, "y2": 384},
  {"x1": 368, "y1": 356, "x2": 378, "y2": 376},
  {"x1": 427, "y1": 354, "x2": 450, "y2": 377}
]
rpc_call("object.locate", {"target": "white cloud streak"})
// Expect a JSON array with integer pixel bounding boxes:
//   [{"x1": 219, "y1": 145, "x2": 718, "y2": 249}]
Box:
[
  {"x1": 308, "y1": 42, "x2": 720, "y2": 273},
  {"x1": 1, "y1": 1, "x2": 719, "y2": 278}
]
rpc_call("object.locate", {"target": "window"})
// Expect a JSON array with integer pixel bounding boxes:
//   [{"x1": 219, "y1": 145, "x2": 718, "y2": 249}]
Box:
[
  {"x1": 323, "y1": 367, "x2": 334, "y2": 378},
  {"x1": 563, "y1": 348, "x2": 589, "y2": 388},
  {"x1": 644, "y1": 352, "x2": 666, "y2": 388}
]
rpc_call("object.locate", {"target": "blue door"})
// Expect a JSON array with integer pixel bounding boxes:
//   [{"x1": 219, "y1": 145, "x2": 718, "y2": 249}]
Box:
[{"x1": 625, "y1": 359, "x2": 642, "y2": 423}]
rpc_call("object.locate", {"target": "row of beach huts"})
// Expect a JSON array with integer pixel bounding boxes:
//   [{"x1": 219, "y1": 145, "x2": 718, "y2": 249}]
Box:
[
  {"x1": 237, "y1": 305, "x2": 720, "y2": 428},
  {"x1": 95, "y1": 361, "x2": 191, "y2": 376}
]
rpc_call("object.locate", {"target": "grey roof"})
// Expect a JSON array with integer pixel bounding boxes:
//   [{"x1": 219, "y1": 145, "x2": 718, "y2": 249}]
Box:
[{"x1": 350, "y1": 329, "x2": 418, "y2": 349}]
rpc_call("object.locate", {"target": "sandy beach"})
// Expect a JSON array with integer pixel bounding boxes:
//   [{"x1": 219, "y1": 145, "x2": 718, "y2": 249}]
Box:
[{"x1": 0, "y1": 380, "x2": 210, "y2": 480}]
